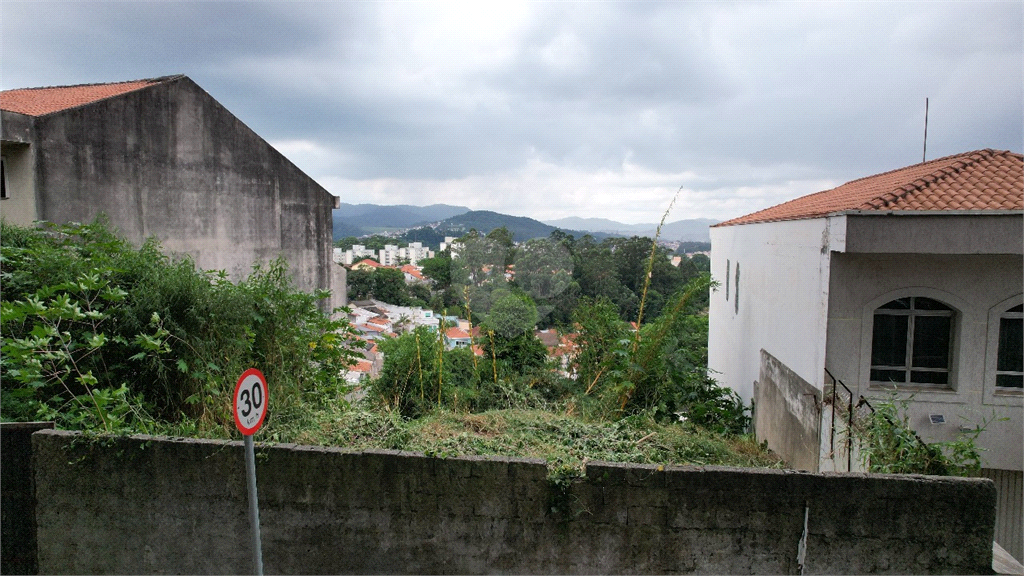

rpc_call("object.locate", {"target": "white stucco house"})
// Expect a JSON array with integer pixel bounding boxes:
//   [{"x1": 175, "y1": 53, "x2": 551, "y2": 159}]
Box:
[{"x1": 708, "y1": 149, "x2": 1023, "y2": 561}]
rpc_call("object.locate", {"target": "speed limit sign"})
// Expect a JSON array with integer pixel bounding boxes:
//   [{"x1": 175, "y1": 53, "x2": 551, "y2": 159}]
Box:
[{"x1": 233, "y1": 368, "x2": 268, "y2": 436}]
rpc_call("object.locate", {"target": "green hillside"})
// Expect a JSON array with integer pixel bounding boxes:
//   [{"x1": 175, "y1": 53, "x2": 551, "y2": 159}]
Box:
[{"x1": 439, "y1": 210, "x2": 563, "y2": 242}]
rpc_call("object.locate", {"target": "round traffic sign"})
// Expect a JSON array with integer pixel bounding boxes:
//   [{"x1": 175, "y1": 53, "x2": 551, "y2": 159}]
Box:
[{"x1": 233, "y1": 368, "x2": 268, "y2": 435}]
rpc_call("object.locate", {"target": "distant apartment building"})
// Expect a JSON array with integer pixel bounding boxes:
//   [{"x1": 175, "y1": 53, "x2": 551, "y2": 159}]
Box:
[
  {"x1": 338, "y1": 245, "x2": 378, "y2": 266},
  {"x1": 336, "y1": 242, "x2": 435, "y2": 267},
  {"x1": 439, "y1": 236, "x2": 458, "y2": 254},
  {"x1": 399, "y1": 242, "x2": 433, "y2": 264}
]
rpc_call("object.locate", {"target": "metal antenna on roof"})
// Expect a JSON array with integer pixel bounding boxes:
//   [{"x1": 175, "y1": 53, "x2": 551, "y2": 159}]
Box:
[{"x1": 922, "y1": 97, "x2": 929, "y2": 163}]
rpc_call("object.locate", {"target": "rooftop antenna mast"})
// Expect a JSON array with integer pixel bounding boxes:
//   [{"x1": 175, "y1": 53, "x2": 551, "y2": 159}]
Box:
[{"x1": 922, "y1": 97, "x2": 929, "y2": 163}]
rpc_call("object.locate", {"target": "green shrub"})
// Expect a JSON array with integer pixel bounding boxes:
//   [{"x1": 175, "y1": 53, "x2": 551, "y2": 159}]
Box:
[
  {"x1": 854, "y1": 391, "x2": 1001, "y2": 476},
  {"x1": 1, "y1": 218, "x2": 359, "y2": 435}
]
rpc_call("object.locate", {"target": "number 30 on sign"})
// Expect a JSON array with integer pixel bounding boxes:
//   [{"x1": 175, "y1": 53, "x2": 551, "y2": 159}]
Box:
[{"x1": 233, "y1": 368, "x2": 269, "y2": 436}]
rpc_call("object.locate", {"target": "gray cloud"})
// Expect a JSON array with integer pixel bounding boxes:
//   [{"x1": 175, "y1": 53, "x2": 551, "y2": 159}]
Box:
[{"x1": 2, "y1": 1, "x2": 1020, "y2": 223}]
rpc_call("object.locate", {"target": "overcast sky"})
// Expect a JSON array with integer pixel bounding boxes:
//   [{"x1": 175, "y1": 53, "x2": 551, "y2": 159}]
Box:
[{"x1": 2, "y1": 1, "x2": 1021, "y2": 224}]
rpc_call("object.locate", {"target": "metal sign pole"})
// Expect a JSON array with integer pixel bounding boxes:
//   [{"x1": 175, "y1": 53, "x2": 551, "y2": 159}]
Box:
[
  {"x1": 234, "y1": 368, "x2": 268, "y2": 576},
  {"x1": 244, "y1": 434, "x2": 264, "y2": 576}
]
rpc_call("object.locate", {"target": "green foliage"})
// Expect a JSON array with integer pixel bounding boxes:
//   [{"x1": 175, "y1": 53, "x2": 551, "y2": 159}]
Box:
[
  {"x1": 484, "y1": 291, "x2": 539, "y2": 338},
  {"x1": 674, "y1": 241, "x2": 711, "y2": 255},
  {"x1": 368, "y1": 319, "x2": 562, "y2": 418},
  {"x1": 0, "y1": 270, "x2": 150, "y2": 432},
  {"x1": 485, "y1": 226, "x2": 515, "y2": 266},
  {"x1": 671, "y1": 372, "x2": 749, "y2": 435},
  {"x1": 2, "y1": 217, "x2": 772, "y2": 474},
  {"x1": 569, "y1": 296, "x2": 631, "y2": 401},
  {"x1": 386, "y1": 409, "x2": 782, "y2": 471},
  {"x1": 347, "y1": 266, "x2": 420, "y2": 306},
  {"x1": 563, "y1": 275, "x2": 747, "y2": 432},
  {"x1": 480, "y1": 330, "x2": 548, "y2": 376},
  {"x1": 368, "y1": 326, "x2": 479, "y2": 418},
  {"x1": 333, "y1": 236, "x2": 362, "y2": 250},
  {"x1": 853, "y1": 392, "x2": 1001, "y2": 477},
  {"x1": 1, "y1": 219, "x2": 359, "y2": 435},
  {"x1": 513, "y1": 237, "x2": 575, "y2": 326},
  {"x1": 420, "y1": 251, "x2": 453, "y2": 289},
  {"x1": 689, "y1": 253, "x2": 711, "y2": 273}
]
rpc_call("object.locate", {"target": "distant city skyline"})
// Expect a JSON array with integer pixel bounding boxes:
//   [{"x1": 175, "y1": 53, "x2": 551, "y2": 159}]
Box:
[{"x1": 3, "y1": 1, "x2": 1020, "y2": 224}]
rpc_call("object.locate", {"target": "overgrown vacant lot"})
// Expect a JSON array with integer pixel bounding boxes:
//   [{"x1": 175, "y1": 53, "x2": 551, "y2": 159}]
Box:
[
  {"x1": 1, "y1": 219, "x2": 782, "y2": 476},
  {"x1": 245, "y1": 405, "x2": 783, "y2": 474}
]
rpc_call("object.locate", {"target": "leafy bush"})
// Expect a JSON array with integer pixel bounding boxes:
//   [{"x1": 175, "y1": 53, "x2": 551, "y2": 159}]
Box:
[
  {"x1": 1, "y1": 219, "x2": 359, "y2": 435},
  {"x1": 853, "y1": 391, "x2": 1001, "y2": 476}
]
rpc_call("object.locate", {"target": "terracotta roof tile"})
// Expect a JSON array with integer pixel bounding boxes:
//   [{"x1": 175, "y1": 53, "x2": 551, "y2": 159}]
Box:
[
  {"x1": 0, "y1": 76, "x2": 180, "y2": 117},
  {"x1": 349, "y1": 360, "x2": 373, "y2": 372},
  {"x1": 445, "y1": 327, "x2": 471, "y2": 340},
  {"x1": 716, "y1": 149, "x2": 1023, "y2": 227},
  {"x1": 352, "y1": 259, "x2": 384, "y2": 269}
]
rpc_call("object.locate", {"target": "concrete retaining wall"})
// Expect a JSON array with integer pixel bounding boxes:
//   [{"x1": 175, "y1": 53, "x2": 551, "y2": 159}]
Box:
[
  {"x1": 755, "y1": 349, "x2": 822, "y2": 472},
  {"x1": 0, "y1": 422, "x2": 53, "y2": 575},
  {"x1": 28, "y1": 429, "x2": 995, "y2": 574}
]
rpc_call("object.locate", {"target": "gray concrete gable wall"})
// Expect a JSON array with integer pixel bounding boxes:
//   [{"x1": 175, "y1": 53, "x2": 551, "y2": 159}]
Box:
[
  {"x1": 28, "y1": 76, "x2": 334, "y2": 294},
  {"x1": 27, "y1": 429, "x2": 996, "y2": 575},
  {"x1": 1, "y1": 110, "x2": 34, "y2": 143}
]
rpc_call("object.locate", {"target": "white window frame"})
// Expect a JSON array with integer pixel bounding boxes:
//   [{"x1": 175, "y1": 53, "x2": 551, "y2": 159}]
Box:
[
  {"x1": 983, "y1": 295, "x2": 1024, "y2": 407},
  {"x1": 859, "y1": 288, "x2": 966, "y2": 401}
]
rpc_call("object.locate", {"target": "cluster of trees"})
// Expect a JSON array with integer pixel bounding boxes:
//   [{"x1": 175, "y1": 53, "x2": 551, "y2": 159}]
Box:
[
  {"x1": 347, "y1": 267, "x2": 431, "y2": 306},
  {"x1": 411, "y1": 227, "x2": 709, "y2": 327},
  {"x1": 361, "y1": 226, "x2": 747, "y2": 431},
  {"x1": 365, "y1": 274, "x2": 747, "y2": 432},
  {"x1": 340, "y1": 226, "x2": 711, "y2": 329}
]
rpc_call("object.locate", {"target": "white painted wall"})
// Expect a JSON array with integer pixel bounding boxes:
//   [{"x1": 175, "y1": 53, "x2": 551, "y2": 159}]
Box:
[{"x1": 708, "y1": 217, "x2": 837, "y2": 404}]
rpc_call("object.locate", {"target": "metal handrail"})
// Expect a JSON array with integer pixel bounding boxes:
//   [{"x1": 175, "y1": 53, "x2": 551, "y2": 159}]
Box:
[{"x1": 823, "y1": 368, "x2": 933, "y2": 472}]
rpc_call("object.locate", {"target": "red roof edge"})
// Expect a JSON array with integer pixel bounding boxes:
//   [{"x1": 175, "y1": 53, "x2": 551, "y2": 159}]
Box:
[
  {"x1": 714, "y1": 149, "x2": 1023, "y2": 227},
  {"x1": 0, "y1": 75, "x2": 185, "y2": 117}
]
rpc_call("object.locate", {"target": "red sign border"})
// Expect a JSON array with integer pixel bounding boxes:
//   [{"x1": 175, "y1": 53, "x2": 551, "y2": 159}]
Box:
[{"x1": 233, "y1": 368, "x2": 269, "y2": 436}]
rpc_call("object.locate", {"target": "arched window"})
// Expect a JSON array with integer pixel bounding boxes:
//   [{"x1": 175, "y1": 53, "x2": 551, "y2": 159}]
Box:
[
  {"x1": 996, "y1": 304, "x2": 1023, "y2": 389},
  {"x1": 870, "y1": 296, "x2": 955, "y2": 387}
]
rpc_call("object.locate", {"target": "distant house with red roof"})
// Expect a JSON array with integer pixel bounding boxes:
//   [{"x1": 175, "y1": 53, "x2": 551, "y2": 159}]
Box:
[
  {"x1": 708, "y1": 149, "x2": 1022, "y2": 559},
  {"x1": 0, "y1": 75, "x2": 343, "y2": 306},
  {"x1": 444, "y1": 326, "x2": 472, "y2": 349},
  {"x1": 351, "y1": 259, "x2": 385, "y2": 271},
  {"x1": 344, "y1": 359, "x2": 374, "y2": 385},
  {"x1": 400, "y1": 264, "x2": 427, "y2": 284}
]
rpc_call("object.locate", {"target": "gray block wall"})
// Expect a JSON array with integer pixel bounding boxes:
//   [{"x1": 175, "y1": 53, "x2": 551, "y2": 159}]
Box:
[{"x1": 28, "y1": 429, "x2": 996, "y2": 574}]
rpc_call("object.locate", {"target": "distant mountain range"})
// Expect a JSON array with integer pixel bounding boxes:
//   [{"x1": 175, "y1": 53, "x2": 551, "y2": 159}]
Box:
[
  {"x1": 543, "y1": 216, "x2": 719, "y2": 242},
  {"x1": 332, "y1": 203, "x2": 716, "y2": 243},
  {"x1": 333, "y1": 203, "x2": 469, "y2": 237}
]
